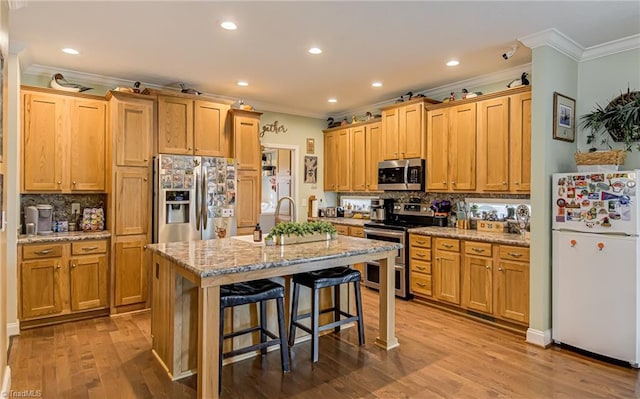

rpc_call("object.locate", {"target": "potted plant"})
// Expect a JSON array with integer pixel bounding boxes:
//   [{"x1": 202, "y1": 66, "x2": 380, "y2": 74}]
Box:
[
  {"x1": 581, "y1": 88, "x2": 640, "y2": 152},
  {"x1": 265, "y1": 221, "x2": 338, "y2": 245}
]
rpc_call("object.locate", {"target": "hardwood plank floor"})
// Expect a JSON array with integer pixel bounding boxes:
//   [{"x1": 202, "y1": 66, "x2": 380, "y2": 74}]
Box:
[{"x1": 9, "y1": 289, "x2": 639, "y2": 398}]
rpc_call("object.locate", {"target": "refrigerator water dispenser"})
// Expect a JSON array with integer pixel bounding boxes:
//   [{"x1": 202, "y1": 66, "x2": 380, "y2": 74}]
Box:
[{"x1": 165, "y1": 191, "x2": 190, "y2": 224}]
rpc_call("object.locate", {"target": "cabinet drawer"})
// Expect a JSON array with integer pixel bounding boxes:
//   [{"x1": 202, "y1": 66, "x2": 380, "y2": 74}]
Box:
[
  {"x1": 410, "y1": 235, "x2": 431, "y2": 248},
  {"x1": 499, "y1": 246, "x2": 530, "y2": 261},
  {"x1": 411, "y1": 259, "x2": 431, "y2": 274},
  {"x1": 435, "y1": 238, "x2": 459, "y2": 252},
  {"x1": 334, "y1": 224, "x2": 349, "y2": 236},
  {"x1": 411, "y1": 247, "x2": 431, "y2": 262},
  {"x1": 22, "y1": 244, "x2": 64, "y2": 260},
  {"x1": 411, "y1": 273, "x2": 432, "y2": 296},
  {"x1": 72, "y1": 240, "x2": 108, "y2": 255},
  {"x1": 349, "y1": 226, "x2": 365, "y2": 238},
  {"x1": 464, "y1": 241, "x2": 492, "y2": 257}
]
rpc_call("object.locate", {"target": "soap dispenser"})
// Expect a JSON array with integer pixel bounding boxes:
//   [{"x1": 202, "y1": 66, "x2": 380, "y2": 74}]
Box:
[{"x1": 253, "y1": 224, "x2": 262, "y2": 242}]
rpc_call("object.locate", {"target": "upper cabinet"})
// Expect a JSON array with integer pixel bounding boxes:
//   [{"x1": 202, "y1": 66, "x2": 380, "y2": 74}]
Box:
[
  {"x1": 113, "y1": 96, "x2": 153, "y2": 168},
  {"x1": 157, "y1": 94, "x2": 230, "y2": 157},
  {"x1": 323, "y1": 130, "x2": 338, "y2": 191},
  {"x1": 22, "y1": 88, "x2": 107, "y2": 193},
  {"x1": 509, "y1": 91, "x2": 532, "y2": 192},
  {"x1": 381, "y1": 98, "x2": 438, "y2": 161},
  {"x1": 231, "y1": 109, "x2": 262, "y2": 171}
]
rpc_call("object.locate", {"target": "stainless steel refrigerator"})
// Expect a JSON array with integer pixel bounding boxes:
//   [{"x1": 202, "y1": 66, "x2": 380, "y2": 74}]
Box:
[{"x1": 154, "y1": 154, "x2": 236, "y2": 243}]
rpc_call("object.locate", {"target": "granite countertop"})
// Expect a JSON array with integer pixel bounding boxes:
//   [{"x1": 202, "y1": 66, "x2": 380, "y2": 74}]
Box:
[
  {"x1": 308, "y1": 217, "x2": 369, "y2": 227},
  {"x1": 408, "y1": 226, "x2": 529, "y2": 247},
  {"x1": 18, "y1": 230, "x2": 112, "y2": 245},
  {"x1": 147, "y1": 235, "x2": 401, "y2": 278}
]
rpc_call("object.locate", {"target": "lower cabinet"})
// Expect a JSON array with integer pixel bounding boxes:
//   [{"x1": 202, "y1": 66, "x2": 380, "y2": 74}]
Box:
[
  {"x1": 495, "y1": 246, "x2": 530, "y2": 324},
  {"x1": 461, "y1": 241, "x2": 493, "y2": 313},
  {"x1": 334, "y1": 223, "x2": 365, "y2": 278},
  {"x1": 409, "y1": 235, "x2": 432, "y2": 297},
  {"x1": 19, "y1": 240, "x2": 109, "y2": 327},
  {"x1": 433, "y1": 238, "x2": 461, "y2": 305},
  {"x1": 114, "y1": 237, "x2": 149, "y2": 307}
]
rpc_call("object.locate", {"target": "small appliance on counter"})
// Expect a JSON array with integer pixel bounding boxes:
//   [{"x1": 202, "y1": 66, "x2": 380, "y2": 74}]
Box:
[
  {"x1": 370, "y1": 198, "x2": 394, "y2": 222},
  {"x1": 324, "y1": 207, "x2": 337, "y2": 218},
  {"x1": 24, "y1": 206, "x2": 39, "y2": 235},
  {"x1": 36, "y1": 204, "x2": 54, "y2": 235}
]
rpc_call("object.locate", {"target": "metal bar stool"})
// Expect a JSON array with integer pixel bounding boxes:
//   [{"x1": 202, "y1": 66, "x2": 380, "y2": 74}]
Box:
[
  {"x1": 289, "y1": 267, "x2": 365, "y2": 362},
  {"x1": 219, "y1": 279, "x2": 290, "y2": 393}
]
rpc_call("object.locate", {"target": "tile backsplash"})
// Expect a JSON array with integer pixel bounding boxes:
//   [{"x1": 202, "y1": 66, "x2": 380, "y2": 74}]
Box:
[{"x1": 20, "y1": 194, "x2": 107, "y2": 232}]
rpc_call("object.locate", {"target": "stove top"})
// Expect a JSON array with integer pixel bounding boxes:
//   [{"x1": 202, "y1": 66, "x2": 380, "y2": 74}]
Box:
[{"x1": 364, "y1": 216, "x2": 448, "y2": 231}]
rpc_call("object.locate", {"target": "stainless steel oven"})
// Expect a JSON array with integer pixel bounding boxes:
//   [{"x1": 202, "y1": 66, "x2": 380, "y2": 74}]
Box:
[{"x1": 363, "y1": 226, "x2": 409, "y2": 299}]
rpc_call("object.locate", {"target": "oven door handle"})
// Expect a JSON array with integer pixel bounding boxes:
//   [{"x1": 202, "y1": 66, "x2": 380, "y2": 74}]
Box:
[{"x1": 364, "y1": 228, "x2": 406, "y2": 239}]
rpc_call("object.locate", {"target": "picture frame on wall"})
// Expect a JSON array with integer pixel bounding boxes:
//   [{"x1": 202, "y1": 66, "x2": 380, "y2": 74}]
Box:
[
  {"x1": 306, "y1": 138, "x2": 315, "y2": 154},
  {"x1": 304, "y1": 156, "x2": 317, "y2": 184},
  {"x1": 553, "y1": 92, "x2": 576, "y2": 142}
]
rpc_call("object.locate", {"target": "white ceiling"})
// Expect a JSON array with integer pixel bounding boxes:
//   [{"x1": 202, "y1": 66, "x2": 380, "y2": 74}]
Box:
[{"x1": 9, "y1": 1, "x2": 640, "y2": 119}]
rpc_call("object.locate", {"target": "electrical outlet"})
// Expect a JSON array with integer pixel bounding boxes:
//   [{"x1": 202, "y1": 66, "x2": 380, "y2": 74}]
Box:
[{"x1": 71, "y1": 202, "x2": 81, "y2": 215}]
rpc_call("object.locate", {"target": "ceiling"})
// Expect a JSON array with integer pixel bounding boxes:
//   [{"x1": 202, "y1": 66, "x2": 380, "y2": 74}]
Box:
[{"x1": 9, "y1": 1, "x2": 640, "y2": 119}]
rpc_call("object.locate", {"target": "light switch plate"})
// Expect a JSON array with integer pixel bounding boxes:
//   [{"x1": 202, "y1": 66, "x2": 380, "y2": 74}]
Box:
[
  {"x1": 71, "y1": 202, "x2": 81, "y2": 215},
  {"x1": 221, "y1": 208, "x2": 234, "y2": 217}
]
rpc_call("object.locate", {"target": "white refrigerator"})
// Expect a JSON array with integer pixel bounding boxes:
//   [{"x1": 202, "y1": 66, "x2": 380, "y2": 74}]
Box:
[
  {"x1": 154, "y1": 154, "x2": 236, "y2": 243},
  {"x1": 552, "y1": 170, "x2": 640, "y2": 366}
]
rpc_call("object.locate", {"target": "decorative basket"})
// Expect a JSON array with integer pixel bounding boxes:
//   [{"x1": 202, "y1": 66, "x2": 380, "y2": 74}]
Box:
[{"x1": 574, "y1": 150, "x2": 626, "y2": 166}]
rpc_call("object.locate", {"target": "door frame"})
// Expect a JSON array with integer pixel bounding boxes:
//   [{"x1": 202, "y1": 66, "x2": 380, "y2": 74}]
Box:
[{"x1": 261, "y1": 143, "x2": 299, "y2": 222}]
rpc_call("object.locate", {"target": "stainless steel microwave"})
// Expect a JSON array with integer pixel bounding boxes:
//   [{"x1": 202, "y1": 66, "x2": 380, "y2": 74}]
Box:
[{"x1": 377, "y1": 158, "x2": 425, "y2": 191}]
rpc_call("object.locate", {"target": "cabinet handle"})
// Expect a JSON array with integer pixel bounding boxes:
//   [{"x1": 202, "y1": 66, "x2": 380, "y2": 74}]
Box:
[
  {"x1": 57, "y1": 181, "x2": 62, "y2": 185},
  {"x1": 144, "y1": 159, "x2": 148, "y2": 162},
  {"x1": 73, "y1": 181, "x2": 77, "y2": 185},
  {"x1": 82, "y1": 246, "x2": 98, "y2": 251},
  {"x1": 443, "y1": 244, "x2": 454, "y2": 249},
  {"x1": 417, "y1": 253, "x2": 426, "y2": 258},
  {"x1": 195, "y1": 148, "x2": 199, "y2": 151},
  {"x1": 485, "y1": 263, "x2": 492, "y2": 270},
  {"x1": 35, "y1": 249, "x2": 54, "y2": 255},
  {"x1": 416, "y1": 282, "x2": 427, "y2": 287},
  {"x1": 143, "y1": 177, "x2": 148, "y2": 182},
  {"x1": 442, "y1": 181, "x2": 447, "y2": 185},
  {"x1": 507, "y1": 252, "x2": 523, "y2": 258},
  {"x1": 471, "y1": 247, "x2": 485, "y2": 253},
  {"x1": 498, "y1": 267, "x2": 504, "y2": 271},
  {"x1": 143, "y1": 245, "x2": 148, "y2": 250},
  {"x1": 416, "y1": 240, "x2": 427, "y2": 245},
  {"x1": 55, "y1": 264, "x2": 61, "y2": 270},
  {"x1": 452, "y1": 181, "x2": 456, "y2": 185},
  {"x1": 435, "y1": 257, "x2": 440, "y2": 261},
  {"x1": 188, "y1": 147, "x2": 192, "y2": 151},
  {"x1": 71, "y1": 263, "x2": 77, "y2": 269},
  {"x1": 514, "y1": 181, "x2": 520, "y2": 185},
  {"x1": 502, "y1": 181, "x2": 507, "y2": 185},
  {"x1": 416, "y1": 265, "x2": 427, "y2": 270}
]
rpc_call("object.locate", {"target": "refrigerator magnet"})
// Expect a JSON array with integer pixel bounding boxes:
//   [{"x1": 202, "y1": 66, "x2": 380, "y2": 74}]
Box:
[{"x1": 556, "y1": 198, "x2": 567, "y2": 207}]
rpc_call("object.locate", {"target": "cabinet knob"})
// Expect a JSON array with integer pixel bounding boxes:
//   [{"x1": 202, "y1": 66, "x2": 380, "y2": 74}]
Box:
[
  {"x1": 442, "y1": 181, "x2": 447, "y2": 184},
  {"x1": 435, "y1": 257, "x2": 440, "y2": 261},
  {"x1": 144, "y1": 159, "x2": 148, "y2": 162},
  {"x1": 514, "y1": 181, "x2": 520, "y2": 185},
  {"x1": 57, "y1": 181, "x2": 62, "y2": 185},
  {"x1": 72, "y1": 181, "x2": 77, "y2": 185},
  {"x1": 188, "y1": 147, "x2": 192, "y2": 151},
  {"x1": 394, "y1": 152, "x2": 398, "y2": 156},
  {"x1": 485, "y1": 264, "x2": 491, "y2": 270},
  {"x1": 502, "y1": 181, "x2": 507, "y2": 185},
  {"x1": 195, "y1": 148, "x2": 199, "y2": 151},
  {"x1": 56, "y1": 264, "x2": 61, "y2": 270},
  {"x1": 498, "y1": 267, "x2": 504, "y2": 272},
  {"x1": 143, "y1": 177, "x2": 148, "y2": 182},
  {"x1": 452, "y1": 181, "x2": 456, "y2": 185},
  {"x1": 71, "y1": 263, "x2": 77, "y2": 269}
]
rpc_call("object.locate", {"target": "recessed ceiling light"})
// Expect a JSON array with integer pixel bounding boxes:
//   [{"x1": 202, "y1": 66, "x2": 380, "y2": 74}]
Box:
[
  {"x1": 446, "y1": 60, "x2": 460, "y2": 67},
  {"x1": 221, "y1": 21, "x2": 237, "y2": 30},
  {"x1": 308, "y1": 47, "x2": 322, "y2": 55},
  {"x1": 372, "y1": 82, "x2": 383, "y2": 88},
  {"x1": 237, "y1": 81, "x2": 249, "y2": 87},
  {"x1": 62, "y1": 48, "x2": 79, "y2": 55},
  {"x1": 328, "y1": 98, "x2": 337, "y2": 103}
]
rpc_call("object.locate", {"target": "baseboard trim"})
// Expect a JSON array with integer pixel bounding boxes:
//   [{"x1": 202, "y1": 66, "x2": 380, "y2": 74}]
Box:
[
  {"x1": 526, "y1": 327, "x2": 552, "y2": 348},
  {"x1": 1, "y1": 366, "x2": 11, "y2": 399},
  {"x1": 7, "y1": 321, "x2": 19, "y2": 337}
]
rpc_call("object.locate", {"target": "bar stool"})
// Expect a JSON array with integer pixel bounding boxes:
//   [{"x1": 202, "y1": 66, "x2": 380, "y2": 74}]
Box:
[
  {"x1": 289, "y1": 267, "x2": 365, "y2": 363},
  {"x1": 219, "y1": 279, "x2": 290, "y2": 392}
]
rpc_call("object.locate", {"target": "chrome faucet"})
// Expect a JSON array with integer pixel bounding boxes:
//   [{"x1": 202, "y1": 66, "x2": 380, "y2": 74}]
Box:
[{"x1": 274, "y1": 196, "x2": 296, "y2": 225}]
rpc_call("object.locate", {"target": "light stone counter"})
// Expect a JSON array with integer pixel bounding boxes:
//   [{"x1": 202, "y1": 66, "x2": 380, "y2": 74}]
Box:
[
  {"x1": 408, "y1": 226, "x2": 529, "y2": 247},
  {"x1": 308, "y1": 217, "x2": 369, "y2": 227},
  {"x1": 18, "y1": 230, "x2": 111, "y2": 244}
]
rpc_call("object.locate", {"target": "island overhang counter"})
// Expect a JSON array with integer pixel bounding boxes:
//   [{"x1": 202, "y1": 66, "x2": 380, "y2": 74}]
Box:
[{"x1": 146, "y1": 235, "x2": 402, "y2": 399}]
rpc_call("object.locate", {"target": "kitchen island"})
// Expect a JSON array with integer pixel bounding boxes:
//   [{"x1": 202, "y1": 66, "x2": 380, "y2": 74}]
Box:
[{"x1": 146, "y1": 235, "x2": 401, "y2": 399}]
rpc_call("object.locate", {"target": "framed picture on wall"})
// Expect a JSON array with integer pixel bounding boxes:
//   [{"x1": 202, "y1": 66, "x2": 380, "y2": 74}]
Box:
[
  {"x1": 553, "y1": 92, "x2": 576, "y2": 142},
  {"x1": 306, "y1": 138, "x2": 315, "y2": 154},
  {"x1": 304, "y1": 156, "x2": 317, "y2": 184}
]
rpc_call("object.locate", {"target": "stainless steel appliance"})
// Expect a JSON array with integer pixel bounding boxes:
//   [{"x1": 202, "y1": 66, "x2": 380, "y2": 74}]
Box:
[
  {"x1": 24, "y1": 206, "x2": 39, "y2": 235},
  {"x1": 370, "y1": 198, "x2": 393, "y2": 222},
  {"x1": 324, "y1": 207, "x2": 337, "y2": 217},
  {"x1": 154, "y1": 154, "x2": 236, "y2": 243},
  {"x1": 36, "y1": 204, "x2": 53, "y2": 235},
  {"x1": 364, "y1": 201, "x2": 446, "y2": 299},
  {"x1": 377, "y1": 158, "x2": 425, "y2": 191}
]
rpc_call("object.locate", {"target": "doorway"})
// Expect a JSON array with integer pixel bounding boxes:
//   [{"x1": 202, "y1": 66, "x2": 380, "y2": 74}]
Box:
[{"x1": 260, "y1": 145, "x2": 297, "y2": 232}]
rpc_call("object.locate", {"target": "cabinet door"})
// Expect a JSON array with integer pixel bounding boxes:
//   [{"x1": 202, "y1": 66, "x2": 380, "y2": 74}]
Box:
[
  {"x1": 70, "y1": 254, "x2": 108, "y2": 311},
  {"x1": 323, "y1": 131, "x2": 338, "y2": 191},
  {"x1": 427, "y1": 108, "x2": 449, "y2": 190},
  {"x1": 115, "y1": 169, "x2": 150, "y2": 235},
  {"x1": 115, "y1": 100, "x2": 152, "y2": 167},
  {"x1": 194, "y1": 100, "x2": 230, "y2": 157},
  {"x1": 351, "y1": 126, "x2": 366, "y2": 191},
  {"x1": 399, "y1": 103, "x2": 425, "y2": 159},
  {"x1": 233, "y1": 114, "x2": 261, "y2": 171},
  {"x1": 449, "y1": 103, "x2": 476, "y2": 191},
  {"x1": 477, "y1": 97, "x2": 509, "y2": 191},
  {"x1": 21, "y1": 258, "x2": 65, "y2": 318},
  {"x1": 69, "y1": 99, "x2": 107, "y2": 191},
  {"x1": 158, "y1": 95, "x2": 193, "y2": 155},
  {"x1": 434, "y1": 249, "x2": 460, "y2": 304},
  {"x1": 462, "y1": 255, "x2": 492, "y2": 313},
  {"x1": 365, "y1": 122, "x2": 382, "y2": 191},
  {"x1": 236, "y1": 171, "x2": 260, "y2": 232},
  {"x1": 509, "y1": 92, "x2": 532, "y2": 192},
  {"x1": 22, "y1": 93, "x2": 65, "y2": 191},
  {"x1": 495, "y1": 259, "x2": 529, "y2": 324},
  {"x1": 336, "y1": 129, "x2": 351, "y2": 191},
  {"x1": 381, "y1": 108, "x2": 399, "y2": 160},
  {"x1": 115, "y1": 239, "x2": 148, "y2": 306}
]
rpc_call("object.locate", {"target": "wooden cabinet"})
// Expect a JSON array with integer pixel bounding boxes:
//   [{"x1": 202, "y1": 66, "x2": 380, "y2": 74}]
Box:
[
  {"x1": 461, "y1": 241, "x2": 493, "y2": 313},
  {"x1": 381, "y1": 99, "x2": 436, "y2": 160},
  {"x1": 496, "y1": 246, "x2": 530, "y2": 324},
  {"x1": 236, "y1": 172, "x2": 260, "y2": 235},
  {"x1": 365, "y1": 122, "x2": 382, "y2": 191},
  {"x1": 22, "y1": 88, "x2": 107, "y2": 192},
  {"x1": 323, "y1": 130, "x2": 338, "y2": 191},
  {"x1": 409, "y1": 235, "x2": 432, "y2": 297},
  {"x1": 433, "y1": 238, "x2": 461, "y2": 305},
  {"x1": 350, "y1": 125, "x2": 366, "y2": 191},
  {"x1": 115, "y1": 169, "x2": 150, "y2": 235},
  {"x1": 114, "y1": 238, "x2": 148, "y2": 307},
  {"x1": 334, "y1": 224, "x2": 365, "y2": 279},
  {"x1": 337, "y1": 129, "x2": 351, "y2": 191},
  {"x1": 114, "y1": 98, "x2": 153, "y2": 167},
  {"x1": 19, "y1": 240, "x2": 109, "y2": 326},
  {"x1": 426, "y1": 108, "x2": 449, "y2": 191},
  {"x1": 509, "y1": 91, "x2": 532, "y2": 192},
  {"x1": 157, "y1": 95, "x2": 230, "y2": 157},
  {"x1": 477, "y1": 97, "x2": 509, "y2": 191}
]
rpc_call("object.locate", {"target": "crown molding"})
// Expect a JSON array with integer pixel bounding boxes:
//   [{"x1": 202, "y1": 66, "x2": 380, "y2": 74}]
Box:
[
  {"x1": 519, "y1": 28, "x2": 584, "y2": 61},
  {"x1": 581, "y1": 33, "x2": 640, "y2": 61}
]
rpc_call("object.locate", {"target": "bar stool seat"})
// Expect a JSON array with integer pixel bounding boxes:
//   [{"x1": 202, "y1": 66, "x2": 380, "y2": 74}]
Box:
[
  {"x1": 289, "y1": 266, "x2": 365, "y2": 363},
  {"x1": 219, "y1": 279, "x2": 290, "y2": 393}
]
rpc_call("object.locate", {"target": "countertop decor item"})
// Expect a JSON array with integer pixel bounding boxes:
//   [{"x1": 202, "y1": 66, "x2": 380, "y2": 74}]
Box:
[
  {"x1": 574, "y1": 149, "x2": 626, "y2": 171},
  {"x1": 552, "y1": 92, "x2": 576, "y2": 142},
  {"x1": 50, "y1": 73, "x2": 92, "y2": 92},
  {"x1": 581, "y1": 88, "x2": 640, "y2": 152},
  {"x1": 266, "y1": 221, "x2": 337, "y2": 245}
]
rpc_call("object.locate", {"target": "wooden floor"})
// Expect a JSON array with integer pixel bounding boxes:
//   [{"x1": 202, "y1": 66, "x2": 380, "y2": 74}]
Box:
[{"x1": 9, "y1": 288, "x2": 639, "y2": 398}]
